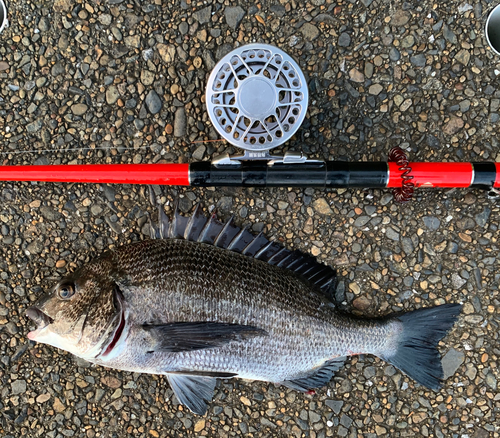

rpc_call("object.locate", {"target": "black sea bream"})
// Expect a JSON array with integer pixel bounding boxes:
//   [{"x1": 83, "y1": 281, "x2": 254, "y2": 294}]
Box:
[{"x1": 27, "y1": 205, "x2": 462, "y2": 415}]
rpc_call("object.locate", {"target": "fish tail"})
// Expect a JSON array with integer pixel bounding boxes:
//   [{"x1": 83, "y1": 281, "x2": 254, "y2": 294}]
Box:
[{"x1": 381, "y1": 303, "x2": 462, "y2": 389}]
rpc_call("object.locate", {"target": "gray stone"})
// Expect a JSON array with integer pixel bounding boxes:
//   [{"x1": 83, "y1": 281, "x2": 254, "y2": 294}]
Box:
[
  {"x1": 386, "y1": 227, "x2": 400, "y2": 241},
  {"x1": 102, "y1": 184, "x2": 116, "y2": 202},
  {"x1": 340, "y1": 414, "x2": 353, "y2": 428},
  {"x1": 192, "y1": 145, "x2": 206, "y2": 161},
  {"x1": 174, "y1": 107, "x2": 186, "y2": 137},
  {"x1": 124, "y1": 35, "x2": 140, "y2": 48},
  {"x1": 38, "y1": 17, "x2": 50, "y2": 32},
  {"x1": 363, "y1": 366, "x2": 376, "y2": 379},
  {"x1": 369, "y1": 83, "x2": 383, "y2": 95},
  {"x1": 51, "y1": 61, "x2": 65, "y2": 76},
  {"x1": 217, "y1": 196, "x2": 233, "y2": 212},
  {"x1": 325, "y1": 399, "x2": 343, "y2": 414},
  {"x1": 309, "y1": 410, "x2": 322, "y2": 423},
  {"x1": 71, "y1": 103, "x2": 88, "y2": 115},
  {"x1": 140, "y1": 70, "x2": 155, "y2": 86},
  {"x1": 441, "y1": 349, "x2": 464, "y2": 380},
  {"x1": 459, "y1": 100, "x2": 470, "y2": 112},
  {"x1": 27, "y1": 240, "x2": 44, "y2": 255},
  {"x1": 338, "y1": 32, "x2": 351, "y2": 47},
  {"x1": 447, "y1": 241, "x2": 459, "y2": 254},
  {"x1": 380, "y1": 193, "x2": 393, "y2": 205},
  {"x1": 391, "y1": 10, "x2": 411, "y2": 26},
  {"x1": 125, "y1": 98, "x2": 137, "y2": 109},
  {"x1": 98, "y1": 14, "x2": 112, "y2": 26},
  {"x1": 106, "y1": 85, "x2": 120, "y2": 105},
  {"x1": 337, "y1": 425, "x2": 348, "y2": 437},
  {"x1": 465, "y1": 364, "x2": 477, "y2": 380},
  {"x1": 423, "y1": 216, "x2": 440, "y2": 230},
  {"x1": 73, "y1": 357, "x2": 92, "y2": 368},
  {"x1": 389, "y1": 48, "x2": 400, "y2": 61},
  {"x1": 179, "y1": 22, "x2": 189, "y2": 35},
  {"x1": 301, "y1": 23, "x2": 319, "y2": 40},
  {"x1": 270, "y1": 5, "x2": 286, "y2": 17},
  {"x1": 401, "y1": 35, "x2": 415, "y2": 48},
  {"x1": 124, "y1": 13, "x2": 142, "y2": 28},
  {"x1": 401, "y1": 237, "x2": 414, "y2": 254},
  {"x1": 443, "y1": 25, "x2": 457, "y2": 44},
  {"x1": 475, "y1": 208, "x2": 491, "y2": 227},
  {"x1": 11, "y1": 380, "x2": 27, "y2": 395},
  {"x1": 225, "y1": 6, "x2": 246, "y2": 29},
  {"x1": 145, "y1": 90, "x2": 162, "y2": 114},
  {"x1": 485, "y1": 372, "x2": 497, "y2": 390},
  {"x1": 40, "y1": 206, "x2": 61, "y2": 221},
  {"x1": 27, "y1": 119, "x2": 43, "y2": 133},
  {"x1": 354, "y1": 216, "x2": 370, "y2": 227},
  {"x1": 193, "y1": 6, "x2": 211, "y2": 24},
  {"x1": 451, "y1": 273, "x2": 467, "y2": 289},
  {"x1": 410, "y1": 54, "x2": 426, "y2": 67},
  {"x1": 364, "y1": 62, "x2": 374, "y2": 78},
  {"x1": 456, "y1": 49, "x2": 470, "y2": 66}
]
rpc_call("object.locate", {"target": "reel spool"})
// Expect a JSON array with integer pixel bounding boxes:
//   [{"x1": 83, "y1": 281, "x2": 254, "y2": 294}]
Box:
[{"x1": 206, "y1": 44, "x2": 309, "y2": 152}]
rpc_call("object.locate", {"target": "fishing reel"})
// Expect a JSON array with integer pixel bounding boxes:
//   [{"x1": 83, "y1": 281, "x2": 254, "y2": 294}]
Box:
[{"x1": 205, "y1": 44, "x2": 314, "y2": 166}]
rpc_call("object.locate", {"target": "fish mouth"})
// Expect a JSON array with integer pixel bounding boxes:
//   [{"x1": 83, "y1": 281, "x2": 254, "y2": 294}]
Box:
[{"x1": 26, "y1": 307, "x2": 54, "y2": 340}]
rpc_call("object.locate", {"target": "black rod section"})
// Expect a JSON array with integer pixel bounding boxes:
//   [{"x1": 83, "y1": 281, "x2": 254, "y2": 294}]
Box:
[
  {"x1": 471, "y1": 162, "x2": 497, "y2": 189},
  {"x1": 190, "y1": 161, "x2": 389, "y2": 188}
]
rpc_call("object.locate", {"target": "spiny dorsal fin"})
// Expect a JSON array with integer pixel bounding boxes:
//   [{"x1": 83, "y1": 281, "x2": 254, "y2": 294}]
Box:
[{"x1": 150, "y1": 202, "x2": 337, "y2": 299}]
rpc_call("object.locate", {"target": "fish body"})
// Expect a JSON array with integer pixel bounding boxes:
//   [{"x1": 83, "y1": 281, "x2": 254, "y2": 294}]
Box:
[{"x1": 27, "y1": 206, "x2": 462, "y2": 415}]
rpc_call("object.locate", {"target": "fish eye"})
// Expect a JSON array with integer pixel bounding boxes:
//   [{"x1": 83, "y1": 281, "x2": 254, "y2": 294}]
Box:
[{"x1": 57, "y1": 283, "x2": 75, "y2": 300}]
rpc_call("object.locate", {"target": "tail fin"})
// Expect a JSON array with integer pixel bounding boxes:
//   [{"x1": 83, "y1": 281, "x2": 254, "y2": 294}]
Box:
[{"x1": 382, "y1": 303, "x2": 462, "y2": 389}]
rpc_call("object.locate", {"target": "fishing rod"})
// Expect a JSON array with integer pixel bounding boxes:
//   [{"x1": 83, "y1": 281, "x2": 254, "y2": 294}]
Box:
[{"x1": 2, "y1": 44, "x2": 499, "y2": 202}]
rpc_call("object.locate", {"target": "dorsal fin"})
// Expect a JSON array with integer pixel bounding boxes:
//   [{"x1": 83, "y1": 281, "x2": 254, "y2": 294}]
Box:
[{"x1": 149, "y1": 203, "x2": 337, "y2": 299}]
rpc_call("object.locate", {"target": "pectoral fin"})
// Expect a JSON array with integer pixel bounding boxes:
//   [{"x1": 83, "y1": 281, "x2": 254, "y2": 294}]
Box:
[
  {"x1": 167, "y1": 374, "x2": 217, "y2": 416},
  {"x1": 281, "y1": 357, "x2": 346, "y2": 392},
  {"x1": 142, "y1": 321, "x2": 267, "y2": 353}
]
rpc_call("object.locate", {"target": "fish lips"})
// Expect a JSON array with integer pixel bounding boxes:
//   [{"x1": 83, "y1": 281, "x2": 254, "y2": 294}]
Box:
[{"x1": 26, "y1": 307, "x2": 54, "y2": 340}]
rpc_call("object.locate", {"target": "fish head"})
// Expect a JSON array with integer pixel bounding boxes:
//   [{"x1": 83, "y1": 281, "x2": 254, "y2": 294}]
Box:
[{"x1": 26, "y1": 256, "x2": 124, "y2": 360}]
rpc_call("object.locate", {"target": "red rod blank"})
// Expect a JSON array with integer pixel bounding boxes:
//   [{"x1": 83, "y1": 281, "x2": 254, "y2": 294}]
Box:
[{"x1": 0, "y1": 163, "x2": 191, "y2": 185}]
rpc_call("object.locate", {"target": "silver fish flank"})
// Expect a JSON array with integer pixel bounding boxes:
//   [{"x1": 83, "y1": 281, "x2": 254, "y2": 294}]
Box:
[{"x1": 27, "y1": 205, "x2": 462, "y2": 415}]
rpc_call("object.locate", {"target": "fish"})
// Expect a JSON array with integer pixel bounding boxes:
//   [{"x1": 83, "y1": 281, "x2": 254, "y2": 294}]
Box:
[{"x1": 26, "y1": 204, "x2": 462, "y2": 415}]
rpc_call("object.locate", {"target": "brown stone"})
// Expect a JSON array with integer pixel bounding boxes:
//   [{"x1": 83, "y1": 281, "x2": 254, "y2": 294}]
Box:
[
  {"x1": 101, "y1": 376, "x2": 121, "y2": 389},
  {"x1": 353, "y1": 295, "x2": 372, "y2": 311},
  {"x1": 391, "y1": 10, "x2": 411, "y2": 26},
  {"x1": 53, "y1": 397, "x2": 65, "y2": 413},
  {"x1": 349, "y1": 68, "x2": 364, "y2": 83},
  {"x1": 443, "y1": 116, "x2": 464, "y2": 135}
]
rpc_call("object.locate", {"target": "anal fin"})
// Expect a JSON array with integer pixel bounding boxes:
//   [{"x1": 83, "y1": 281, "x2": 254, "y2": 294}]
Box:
[
  {"x1": 281, "y1": 357, "x2": 346, "y2": 392},
  {"x1": 167, "y1": 374, "x2": 217, "y2": 415}
]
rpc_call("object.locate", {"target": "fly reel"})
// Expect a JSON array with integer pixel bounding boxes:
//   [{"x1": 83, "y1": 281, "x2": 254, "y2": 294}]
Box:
[{"x1": 206, "y1": 44, "x2": 309, "y2": 153}]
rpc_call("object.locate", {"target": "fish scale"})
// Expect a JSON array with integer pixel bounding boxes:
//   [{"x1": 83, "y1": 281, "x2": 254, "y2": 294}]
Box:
[{"x1": 26, "y1": 206, "x2": 462, "y2": 415}]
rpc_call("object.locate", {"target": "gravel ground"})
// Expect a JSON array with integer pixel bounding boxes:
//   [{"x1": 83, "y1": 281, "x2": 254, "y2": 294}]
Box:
[{"x1": 1, "y1": 0, "x2": 499, "y2": 437}]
